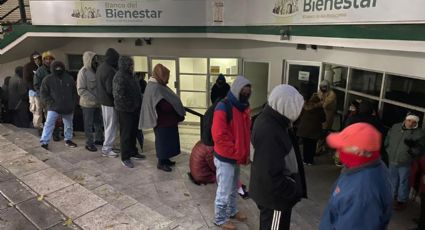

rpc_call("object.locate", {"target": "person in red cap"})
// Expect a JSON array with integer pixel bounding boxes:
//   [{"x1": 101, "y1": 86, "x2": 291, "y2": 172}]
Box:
[{"x1": 319, "y1": 122, "x2": 393, "y2": 230}]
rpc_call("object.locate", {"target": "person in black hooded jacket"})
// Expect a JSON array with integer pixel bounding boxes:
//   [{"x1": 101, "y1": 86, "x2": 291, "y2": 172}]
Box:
[
  {"x1": 96, "y1": 48, "x2": 120, "y2": 157},
  {"x1": 39, "y1": 61, "x2": 78, "y2": 150},
  {"x1": 8, "y1": 66, "x2": 29, "y2": 128},
  {"x1": 210, "y1": 73, "x2": 230, "y2": 104},
  {"x1": 113, "y1": 56, "x2": 145, "y2": 168}
]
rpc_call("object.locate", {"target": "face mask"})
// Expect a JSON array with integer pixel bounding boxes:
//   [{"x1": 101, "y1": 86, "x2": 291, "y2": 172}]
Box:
[
  {"x1": 338, "y1": 149, "x2": 380, "y2": 168},
  {"x1": 55, "y1": 67, "x2": 65, "y2": 75},
  {"x1": 320, "y1": 87, "x2": 327, "y2": 92},
  {"x1": 239, "y1": 94, "x2": 250, "y2": 103}
]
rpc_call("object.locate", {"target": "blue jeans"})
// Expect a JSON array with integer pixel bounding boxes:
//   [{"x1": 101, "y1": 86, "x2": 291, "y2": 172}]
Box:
[
  {"x1": 389, "y1": 164, "x2": 410, "y2": 202},
  {"x1": 82, "y1": 107, "x2": 103, "y2": 146},
  {"x1": 40, "y1": 111, "x2": 73, "y2": 145},
  {"x1": 214, "y1": 157, "x2": 239, "y2": 225}
]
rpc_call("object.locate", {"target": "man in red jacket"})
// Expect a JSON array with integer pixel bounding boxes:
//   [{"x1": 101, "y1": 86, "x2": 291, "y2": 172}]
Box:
[{"x1": 212, "y1": 75, "x2": 251, "y2": 230}]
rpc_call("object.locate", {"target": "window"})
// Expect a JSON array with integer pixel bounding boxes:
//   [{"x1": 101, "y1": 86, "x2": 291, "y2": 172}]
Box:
[
  {"x1": 385, "y1": 74, "x2": 425, "y2": 108},
  {"x1": 323, "y1": 64, "x2": 348, "y2": 88},
  {"x1": 349, "y1": 69, "x2": 383, "y2": 96},
  {"x1": 133, "y1": 56, "x2": 148, "y2": 72},
  {"x1": 382, "y1": 103, "x2": 424, "y2": 128},
  {"x1": 180, "y1": 58, "x2": 207, "y2": 74},
  {"x1": 68, "y1": 54, "x2": 83, "y2": 71}
]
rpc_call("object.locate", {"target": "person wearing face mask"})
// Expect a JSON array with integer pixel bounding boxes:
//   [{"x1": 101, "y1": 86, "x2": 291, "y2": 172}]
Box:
[
  {"x1": 385, "y1": 112, "x2": 425, "y2": 211},
  {"x1": 250, "y1": 84, "x2": 307, "y2": 230},
  {"x1": 320, "y1": 123, "x2": 392, "y2": 230},
  {"x1": 39, "y1": 61, "x2": 78, "y2": 150},
  {"x1": 139, "y1": 64, "x2": 185, "y2": 172},
  {"x1": 211, "y1": 76, "x2": 251, "y2": 230},
  {"x1": 211, "y1": 73, "x2": 231, "y2": 104}
]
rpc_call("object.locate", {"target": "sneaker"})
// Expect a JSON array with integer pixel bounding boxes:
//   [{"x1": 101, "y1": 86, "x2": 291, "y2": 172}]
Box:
[
  {"x1": 85, "y1": 144, "x2": 97, "y2": 152},
  {"x1": 102, "y1": 150, "x2": 118, "y2": 158},
  {"x1": 238, "y1": 184, "x2": 250, "y2": 200},
  {"x1": 215, "y1": 221, "x2": 236, "y2": 230},
  {"x1": 41, "y1": 144, "x2": 48, "y2": 150},
  {"x1": 131, "y1": 153, "x2": 146, "y2": 160},
  {"x1": 94, "y1": 141, "x2": 103, "y2": 146},
  {"x1": 230, "y1": 211, "x2": 247, "y2": 222},
  {"x1": 121, "y1": 159, "x2": 134, "y2": 168},
  {"x1": 65, "y1": 140, "x2": 77, "y2": 148}
]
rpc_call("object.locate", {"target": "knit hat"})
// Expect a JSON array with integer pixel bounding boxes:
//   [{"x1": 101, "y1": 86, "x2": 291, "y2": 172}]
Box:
[
  {"x1": 327, "y1": 122, "x2": 381, "y2": 152},
  {"x1": 42, "y1": 51, "x2": 55, "y2": 59},
  {"x1": 405, "y1": 112, "x2": 420, "y2": 123},
  {"x1": 268, "y1": 84, "x2": 304, "y2": 121},
  {"x1": 230, "y1": 75, "x2": 251, "y2": 101}
]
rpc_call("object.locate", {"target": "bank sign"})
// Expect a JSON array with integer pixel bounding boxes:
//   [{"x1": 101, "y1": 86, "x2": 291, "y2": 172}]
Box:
[{"x1": 30, "y1": 0, "x2": 425, "y2": 26}]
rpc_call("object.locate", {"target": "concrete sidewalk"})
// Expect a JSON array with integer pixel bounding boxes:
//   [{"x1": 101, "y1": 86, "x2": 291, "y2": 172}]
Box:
[{"x1": 0, "y1": 123, "x2": 420, "y2": 229}]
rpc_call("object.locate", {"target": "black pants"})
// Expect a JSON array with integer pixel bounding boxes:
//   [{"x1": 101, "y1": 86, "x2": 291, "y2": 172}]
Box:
[
  {"x1": 302, "y1": 138, "x2": 317, "y2": 164},
  {"x1": 10, "y1": 106, "x2": 30, "y2": 128},
  {"x1": 419, "y1": 194, "x2": 425, "y2": 230},
  {"x1": 82, "y1": 107, "x2": 103, "y2": 146},
  {"x1": 117, "y1": 110, "x2": 139, "y2": 161},
  {"x1": 258, "y1": 205, "x2": 292, "y2": 230}
]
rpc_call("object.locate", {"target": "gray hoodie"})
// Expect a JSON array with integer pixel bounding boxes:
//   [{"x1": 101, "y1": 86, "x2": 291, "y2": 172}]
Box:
[{"x1": 77, "y1": 51, "x2": 98, "y2": 108}]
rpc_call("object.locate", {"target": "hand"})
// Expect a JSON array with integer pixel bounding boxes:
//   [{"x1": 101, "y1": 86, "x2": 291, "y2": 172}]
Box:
[{"x1": 409, "y1": 188, "x2": 417, "y2": 201}]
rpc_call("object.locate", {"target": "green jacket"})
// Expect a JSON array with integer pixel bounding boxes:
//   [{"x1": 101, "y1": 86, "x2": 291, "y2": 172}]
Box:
[{"x1": 385, "y1": 122, "x2": 425, "y2": 166}]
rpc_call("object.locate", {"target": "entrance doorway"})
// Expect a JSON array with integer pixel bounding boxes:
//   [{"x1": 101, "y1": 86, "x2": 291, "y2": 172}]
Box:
[{"x1": 285, "y1": 61, "x2": 322, "y2": 99}]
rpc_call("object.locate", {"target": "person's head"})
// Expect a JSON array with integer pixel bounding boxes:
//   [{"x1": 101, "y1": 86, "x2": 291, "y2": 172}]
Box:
[
  {"x1": 3, "y1": 76, "x2": 11, "y2": 86},
  {"x1": 230, "y1": 75, "x2": 251, "y2": 103},
  {"x1": 104, "y1": 48, "x2": 120, "y2": 68},
  {"x1": 319, "y1": 80, "x2": 330, "y2": 93},
  {"x1": 349, "y1": 99, "x2": 361, "y2": 112},
  {"x1": 82, "y1": 51, "x2": 97, "y2": 71},
  {"x1": 118, "y1": 56, "x2": 134, "y2": 74},
  {"x1": 404, "y1": 112, "x2": 420, "y2": 129},
  {"x1": 327, "y1": 123, "x2": 382, "y2": 168},
  {"x1": 30, "y1": 52, "x2": 42, "y2": 66},
  {"x1": 50, "y1": 61, "x2": 66, "y2": 76},
  {"x1": 153, "y1": 63, "x2": 170, "y2": 86},
  {"x1": 42, "y1": 51, "x2": 55, "y2": 68},
  {"x1": 268, "y1": 84, "x2": 304, "y2": 121},
  {"x1": 15, "y1": 66, "x2": 23, "y2": 78},
  {"x1": 216, "y1": 74, "x2": 226, "y2": 86}
]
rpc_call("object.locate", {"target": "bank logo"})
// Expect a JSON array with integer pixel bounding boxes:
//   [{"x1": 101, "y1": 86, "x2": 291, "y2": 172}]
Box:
[
  {"x1": 272, "y1": 0, "x2": 299, "y2": 18},
  {"x1": 71, "y1": 4, "x2": 101, "y2": 19}
]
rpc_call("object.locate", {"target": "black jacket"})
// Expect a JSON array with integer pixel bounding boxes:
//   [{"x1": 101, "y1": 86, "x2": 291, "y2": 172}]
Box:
[
  {"x1": 96, "y1": 48, "x2": 119, "y2": 106},
  {"x1": 40, "y1": 61, "x2": 77, "y2": 114},
  {"x1": 8, "y1": 66, "x2": 27, "y2": 110},
  {"x1": 250, "y1": 105, "x2": 307, "y2": 211},
  {"x1": 112, "y1": 56, "x2": 141, "y2": 112},
  {"x1": 210, "y1": 80, "x2": 230, "y2": 104}
]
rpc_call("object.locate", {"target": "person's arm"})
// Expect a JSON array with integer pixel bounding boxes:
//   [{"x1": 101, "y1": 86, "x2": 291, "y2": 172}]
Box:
[
  {"x1": 322, "y1": 91, "x2": 336, "y2": 109},
  {"x1": 33, "y1": 69, "x2": 42, "y2": 91},
  {"x1": 40, "y1": 78, "x2": 54, "y2": 106},
  {"x1": 211, "y1": 103, "x2": 236, "y2": 156},
  {"x1": 76, "y1": 69, "x2": 96, "y2": 101},
  {"x1": 105, "y1": 71, "x2": 114, "y2": 97}
]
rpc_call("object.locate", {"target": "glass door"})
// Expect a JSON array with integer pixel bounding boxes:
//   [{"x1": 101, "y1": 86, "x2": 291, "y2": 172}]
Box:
[
  {"x1": 285, "y1": 61, "x2": 322, "y2": 99},
  {"x1": 149, "y1": 58, "x2": 178, "y2": 93}
]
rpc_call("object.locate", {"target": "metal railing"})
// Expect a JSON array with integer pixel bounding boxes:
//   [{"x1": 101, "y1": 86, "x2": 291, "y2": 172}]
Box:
[
  {"x1": 0, "y1": 0, "x2": 28, "y2": 24},
  {"x1": 184, "y1": 107, "x2": 203, "y2": 139}
]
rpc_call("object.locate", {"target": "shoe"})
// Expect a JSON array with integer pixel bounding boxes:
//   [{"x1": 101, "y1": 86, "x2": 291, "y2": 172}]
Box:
[
  {"x1": 163, "y1": 159, "x2": 176, "y2": 166},
  {"x1": 41, "y1": 144, "x2": 48, "y2": 150},
  {"x1": 102, "y1": 150, "x2": 118, "y2": 158},
  {"x1": 65, "y1": 140, "x2": 77, "y2": 148},
  {"x1": 238, "y1": 185, "x2": 250, "y2": 200},
  {"x1": 215, "y1": 221, "x2": 236, "y2": 230},
  {"x1": 121, "y1": 159, "x2": 134, "y2": 168},
  {"x1": 157, "y1": 163, "x2": 172, "y2": 172},
  {"x1": 230, "y1": 211, "x2": 247, "y2": 222},
  {"x1": 85, "y1": 144, "x2": 97, "y2": 152},
  {"x1": 131, "y1": 153, "x2": 146, "y2": 160}
]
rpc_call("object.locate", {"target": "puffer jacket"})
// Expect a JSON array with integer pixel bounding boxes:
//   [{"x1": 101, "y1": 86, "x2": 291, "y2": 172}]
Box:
[
  {"x1": 77, "y1": 51, "x2": 99, "y2": 108},
  {"x1": 40, "y1": 61, "x2": 77, "y2": 114},
  {"x1": 112, "y1": 56, "x2": 142, "y2": 112},
  {"x1": 189, "y1": 141, "x2": 216, "y2": 184},
  {"x1": 96, "y1": 48, "x2": 119, "y2": 106},
  {"x1": 385, "y1": 122, "x2": 425, "y2": 166}
]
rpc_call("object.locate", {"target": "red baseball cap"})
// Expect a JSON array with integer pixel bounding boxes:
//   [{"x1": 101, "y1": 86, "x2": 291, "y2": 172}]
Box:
[{"x1": 327, "y1": 123, "x2": 382, "y2": 152}]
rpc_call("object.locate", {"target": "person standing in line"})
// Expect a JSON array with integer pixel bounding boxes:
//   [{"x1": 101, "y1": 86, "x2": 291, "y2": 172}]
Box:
[
  {"x1": 385, "y1": 112, "x2": 425, "y2": 210},
  {"x1": 211, "y1": 76, "x2": 252, "y2": 230},
  {"x1": 211, "y1": 73, "x2": 230, "y2": 104},
  {"x1": 77, "y1": 51, "x2": 103, "y2": 152},
  {"x1": 320, "y1": 123, "x2": 393, "y2": 229},
  {"x1": 23, "y1": 52, "x2": 42, "y2": 128},
  {"x1": 39, "y1": 61, "x2": 78, "y2": 150},
  {"x1": 136, "y1": 72, "x2": 147, "y2": 152},
  {"x1": 250, "y1": 84, "x2": 307, "y2": 230},
  {"x1": 8, "y1": 66, "x2": 30, "y2": 128},
  {"x1": 297, "y1": 93, "x2": 326, "y2": 165},
  {"x1": 139, "y1": 64, "x2": 185, "y2": 172},
  {"x1": 1, "y1": 76, "x2": 11, "y2": 123},
  {"x1": 113, "y1": 56, "x2": 146, "y2": 168},
  {"x1": 96, "y1": 48, "x2": 120, "y2": 158},
  {"x1": 316, "y1": 80, "x2": 337, "y2": 155}
]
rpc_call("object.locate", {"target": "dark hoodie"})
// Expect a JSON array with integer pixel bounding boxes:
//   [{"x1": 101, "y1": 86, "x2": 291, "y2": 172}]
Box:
[
  {"x1": 210, "y1": 74, "x2": 230, "y2": 104},
  {"x1": 40, "y1": 61, "x2": 77, "y2": 114},
  {"x1": 8, "y1": 66, "x2": 27, "y2": 110},
  {"x1": 112, "y1": 56, "x2": 141, "y2": 112},
  {"x1": 96, "y1": 48, "x2": 119, "y2": 106},
  {"x1": 23, "y1": 52, "x2": 41, "y2": 91}
]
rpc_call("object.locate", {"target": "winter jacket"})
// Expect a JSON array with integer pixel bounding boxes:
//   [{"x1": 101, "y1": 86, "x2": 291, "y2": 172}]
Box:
[
  {"x1": 319, "y1": 160, "x2": 393, "y2": 230},
  {"x1": 212, "y1": 91, "x2": 251, "y2": 165},
  {"x1": 77, "y1": 51, "x2": 99, "y2": 108},
  {"x1": 23, "y1": 53, "x2": 41, "y2": 92},
  {"x1": 385, "y1": 122, "x2": 425, "y2": 166},
  {"x1": 189, "y1": 141, "x2": 216, "y2": 184},
  {"x1": 40, "y1": 61, "x2": 77, "y2": 114},
  {"x1": 319, "y1": 89, "x2": 337, "y2": 130},
  {"x1": 112, "y1": 56, "x2": 142, "y2": 112},
  {"x1": 210, "y1": 75, "x2": 230, "y2": 104},
  {"x1": 250, "y1": 105, "x2": 306, "y2": 211},
  {"x1": 34, "y1": 65, "x2": 51, "y2": 94},
  {"x1": 96, "y1": 48, "x2": 119, "y2": 106},
  {"x1": 8, "y1": 67, "x2": 27, "y2": 110},
  {"x1": 297, "y1": 100, "x2": 326, "y2": 139}
]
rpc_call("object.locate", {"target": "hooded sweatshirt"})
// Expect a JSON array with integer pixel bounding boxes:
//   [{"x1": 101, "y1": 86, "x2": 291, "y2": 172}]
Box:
[
  {"x1": 212, "y1": 75, "x2": 251, "y2": 164},
  {"x1": 77, "y1": 51, "x2": 99, "y2": 108},
  {"x1": 210, "y1": 74, "x2": 230, "y2": 104},
  {"x1": 40, "y1": 61, "x2": 77, "y2": 114},
  {"x1": 8, "y1": 66, "x2": 27, "y2": 110},
  {"x1": 96, "y1": 48, "x2": 119, "y2": 106},
  {"x1": 250, "y1": 84, "x2": 306, "y2": 211},
  {"x1": 23, "y1": 52, "x2": 41, "y2": 92},
  {"x1": 112, "y1": 56, "x2": 142, "y2": 112}
]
